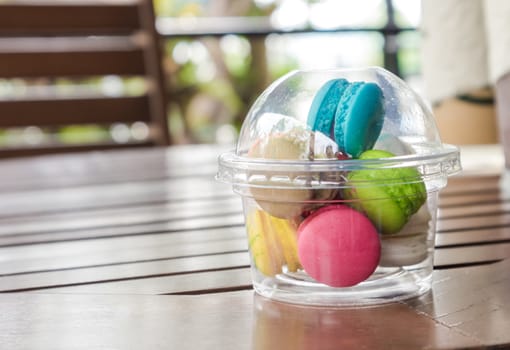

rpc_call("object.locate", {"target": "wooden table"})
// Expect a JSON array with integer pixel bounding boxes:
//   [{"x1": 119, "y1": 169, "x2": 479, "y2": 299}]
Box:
[{"x1": 0, "y1": 144, "x2": 509, "y2": 349}]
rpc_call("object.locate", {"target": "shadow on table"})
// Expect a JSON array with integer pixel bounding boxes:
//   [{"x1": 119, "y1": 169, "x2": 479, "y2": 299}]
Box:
[{"x1": 251, "y1": 292, "x2": 477, "y2": 350}]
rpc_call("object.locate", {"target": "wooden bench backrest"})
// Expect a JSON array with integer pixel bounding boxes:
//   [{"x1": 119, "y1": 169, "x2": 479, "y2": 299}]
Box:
[{"x1": 0, "y1": 0, "x2": 170, "y2": 157}]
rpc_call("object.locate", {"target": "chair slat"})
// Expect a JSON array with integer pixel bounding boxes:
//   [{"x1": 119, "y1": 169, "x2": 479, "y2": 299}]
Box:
[
  {"x1": 0, "y1": 2, "x2": 140, "y2": 36},
  {"x1": 0, "y1": 95, "x2": 151, "y2": 126},
  {"x1": 0, "y1": 0, "x2": 171, "y2": 154},
  {"x1": 0, "y1": 37, "x2": 145, "y2": 77}
]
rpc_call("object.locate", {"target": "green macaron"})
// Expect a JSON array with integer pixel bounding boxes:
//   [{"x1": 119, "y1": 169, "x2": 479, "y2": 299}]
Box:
[{"x1": 343, "y1": 150, "x2": 427, "y2": 235}]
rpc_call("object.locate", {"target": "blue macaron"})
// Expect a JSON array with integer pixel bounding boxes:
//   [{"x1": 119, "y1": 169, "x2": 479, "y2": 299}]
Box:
[{"x1": 307, "y1": 78, "x2": 384, "y2": 158}]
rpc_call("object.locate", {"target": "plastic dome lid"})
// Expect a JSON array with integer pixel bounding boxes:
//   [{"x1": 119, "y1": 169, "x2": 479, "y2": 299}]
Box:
[{"x1": 217, "y1": 67, "x2": 461, "y2": 193}]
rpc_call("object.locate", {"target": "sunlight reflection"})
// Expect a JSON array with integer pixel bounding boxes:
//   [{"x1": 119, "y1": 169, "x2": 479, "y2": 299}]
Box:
[
  {"x1": 393, "y1": 0, "x2": 421, "y2": 26},
  {"x1": 309, "y1": 0, "x2": 386, "y2": 29},
  {"x1": 266, "y1": 32, "x2": 384, "y2": 70},
  {"x1": 270, "y1": 0, "x2": 309, "y2": 30}
]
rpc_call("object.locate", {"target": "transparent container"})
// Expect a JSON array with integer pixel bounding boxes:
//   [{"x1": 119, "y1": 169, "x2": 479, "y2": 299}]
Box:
[{"x1": 217, "y1": 67, "x2": 461, "y2": 306}]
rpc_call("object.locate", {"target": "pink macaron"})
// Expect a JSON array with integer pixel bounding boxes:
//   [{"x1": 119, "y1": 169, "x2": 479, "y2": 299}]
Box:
[{"x1": 297, "y1": 205, "x2": 381, "y2": 287}]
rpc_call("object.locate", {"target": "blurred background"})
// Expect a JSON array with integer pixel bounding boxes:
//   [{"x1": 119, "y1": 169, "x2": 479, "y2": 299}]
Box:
[{"x1": 0, "y1": 0, "x2": 422, "y2": 149}]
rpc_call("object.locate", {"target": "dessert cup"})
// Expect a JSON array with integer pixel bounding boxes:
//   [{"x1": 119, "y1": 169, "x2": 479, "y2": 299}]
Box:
[{"x1": 217, "y1": 67, "x2": 461, "y2": 306}]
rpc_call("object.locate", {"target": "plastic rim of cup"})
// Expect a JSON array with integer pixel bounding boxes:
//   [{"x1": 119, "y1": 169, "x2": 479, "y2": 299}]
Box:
[{"x1": 216, "y1": 143, "x2": 461, "y2": 195}]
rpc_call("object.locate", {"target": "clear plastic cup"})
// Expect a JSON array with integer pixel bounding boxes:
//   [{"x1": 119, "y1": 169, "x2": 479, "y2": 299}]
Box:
[{"x1": 217, "y1": 67, "x2": 461, "y2": 306}]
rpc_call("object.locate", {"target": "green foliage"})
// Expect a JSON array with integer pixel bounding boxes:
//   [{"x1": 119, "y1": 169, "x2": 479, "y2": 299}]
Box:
[
  {"x1": 397, "y1": 31, "x2": 421, "y2": 77},
  {"x1": 57, "y1": 126, "x2": 110, "y2": 144},
  {"x1": 1, "y1": 1, "x2": 419, "y2": 146}
]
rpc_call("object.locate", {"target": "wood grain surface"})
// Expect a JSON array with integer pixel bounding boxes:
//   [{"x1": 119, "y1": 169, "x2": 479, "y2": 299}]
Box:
[{"x1": 0, "y1": 144, "x2": 509, "y2": 349}]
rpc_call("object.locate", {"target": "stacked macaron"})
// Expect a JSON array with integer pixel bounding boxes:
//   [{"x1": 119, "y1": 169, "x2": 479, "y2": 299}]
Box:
[
  {"x1": 247, "y1": 126, "x2": 338, "y2": 219},
  {"x1": 297, "y1": 205, "x2": 381, "y2": 287},
  {"x1": 246, "y1": 78, "x2": 430, "y2": 287},
  {"x1": 307, "y1": 79, "x2": 384, "y2": 158}
]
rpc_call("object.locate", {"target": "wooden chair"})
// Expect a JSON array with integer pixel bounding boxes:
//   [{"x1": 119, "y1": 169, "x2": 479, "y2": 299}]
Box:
[{"x1": 0, "y1": 0, "x2": 171, "y2": 157}]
